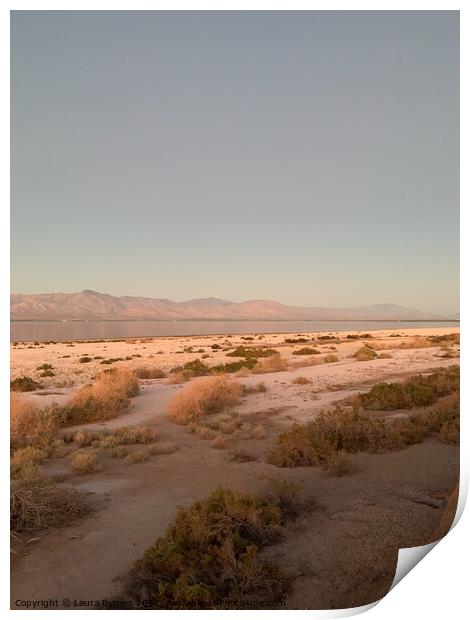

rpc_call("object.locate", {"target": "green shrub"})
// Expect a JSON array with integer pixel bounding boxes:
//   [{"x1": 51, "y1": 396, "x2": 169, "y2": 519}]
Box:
[
  {"x1": 125, "y1": 487, "x2": 290, "y2": 607},
  {"x1": 10, "y1": 376, "x2": 43, "y2": 392},
  {"x1": 292, "y1": 347, "x2": 320, "y2": 356}
]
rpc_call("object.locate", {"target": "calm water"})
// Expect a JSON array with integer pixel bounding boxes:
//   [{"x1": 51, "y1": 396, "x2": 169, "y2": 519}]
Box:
[{"x1": 10, "y1": 320, "x2": 459, "y2": 342}]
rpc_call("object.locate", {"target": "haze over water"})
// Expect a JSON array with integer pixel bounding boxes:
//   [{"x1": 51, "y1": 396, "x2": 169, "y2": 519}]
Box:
[{"x1": 10, "y1": 320, "x2": 459, "y2": 342}]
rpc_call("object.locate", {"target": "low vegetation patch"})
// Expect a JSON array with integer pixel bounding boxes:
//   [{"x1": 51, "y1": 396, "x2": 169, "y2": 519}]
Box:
[
  {"x1": 353, "y1": 346, "x2": 377, "y2": 361},
  {"x1": 64, "y1": 368, "x2": 139, "y2": 425},
  {"x1": 292, "y1": 376, "x2": 312, "y2": 385},
  {"x1": 292, "y1": 347, "x2": 320, "y2": 356},
  {"x1": 323, "y1": 354, "x2": 339, "y2": 363},
  {"x1": 252, "y1": 354, "x2": 287, "y2": 374},
  {"x1": 10, "y1": 376, "x2": 43, "y2": 392},
  {"x1": 267, "y1": 390, "x2": 459, "y2": 468},
  {"x1": 168, "y1": 376, "x2": 242, "y2": 425},
  {"x1": 135, "y1": 367, "x2": 166, "y2": 379},
  {"x1": 226, "y1": 347, "x2": 278, "y2": 359},
  {"x1": 359, "y1": 367, "x2": 459, "y2": 410},
  {"x1": 11, "y1": 478, "x2": 90, "y2": 533},
  {"x1": 70, "y1": 449, "x2": 101, "y2": 474},
  {"x1": 125, "y1": 486, "x2": 295, "y2": 607}
]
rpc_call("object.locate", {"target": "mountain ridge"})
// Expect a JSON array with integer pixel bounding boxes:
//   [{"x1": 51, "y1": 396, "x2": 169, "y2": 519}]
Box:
[{"x1": 10, "y1": 291, "x2": 453, "y2": 322}]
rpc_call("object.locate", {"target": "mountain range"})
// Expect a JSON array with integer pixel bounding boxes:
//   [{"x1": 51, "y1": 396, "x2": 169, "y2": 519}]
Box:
[{"x1": 10, "y1": 291, "x2": 453, "y2": 322}]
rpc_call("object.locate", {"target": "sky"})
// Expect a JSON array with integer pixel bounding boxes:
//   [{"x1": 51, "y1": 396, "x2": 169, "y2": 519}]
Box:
[{"x1": 11, "y1": 11, "x2": 459, "y2": 314}]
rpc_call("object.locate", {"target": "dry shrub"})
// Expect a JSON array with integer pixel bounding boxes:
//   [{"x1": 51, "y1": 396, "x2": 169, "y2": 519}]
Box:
[
  {"x1": 102, "y1": 426, "x2": 158, "y2": 446},
  {"x1": 125, "y1": 486, "x2": 289, "y2": 606},
  {"x1": 398, "y1": 336, "x2": 433, "y2": 349},
  {"x1": 11, "y1": 446, "x2": 47, "y2": 478},
  {"x1": 10, "y1": 394, "x2": 64, "y2": 449},
  {"x1": 324, "y1": 354, "x2": 339, "y2": 363},
  {"x1": 10, "y1": 376, "x2": 43, "y2": 392},
  {"x1": 124, "y1": 448, "x2": 150, "y2": 464},
  {"x1": 11, "y1": 478, "x2": 89, "y2": 533},
  {"x1": 168, "y1": 376, "x2": 242, "y2": 425},
  {"x1": 325, "y1": 451, "x2": 360, "y2": 477},
  {"x1": 268, "y1": 390, "x2": 459, "y2": 468},
  {"x1": 65, "y1": 368, "x2": 139, "y2": 425},
  {"x1": 167, "y1": 370, "x2": 193, "y2": 384},
  {"x1": 73, "y1": 430, "x2": 103, "y2": 447},
  {"x1": 70, "y1": 449, "x2": 101, "y2": 474},
  {"x1": 290, "y1": 356, "x2": 321, "y2": 369},
  {"x1": 106, "y1": 445, "x2": 129, "y2": 459},
  {"x1": 353, "y1": 346, "x2": 377, "y2": 362},
  {"x1": 211, "y1": 435, "x2": 229, "y2": 450},
  {"x1": 243, "y1": 381, "x2": 267, "y2": 394},
  {"x1": 292, "y1": 376, "x2": 312, "y2": 385},
  {"x1": 252, "y1": 354, "x2": 287, "y2": 374},
  {"x1": 135, "y1": 367, "x2": 166, "y2": 379}
]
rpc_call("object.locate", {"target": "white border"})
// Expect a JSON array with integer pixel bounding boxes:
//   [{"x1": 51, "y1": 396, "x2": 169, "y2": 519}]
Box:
[{"x1": 3, "y1": 3, "x2": 466, "y2": 618}]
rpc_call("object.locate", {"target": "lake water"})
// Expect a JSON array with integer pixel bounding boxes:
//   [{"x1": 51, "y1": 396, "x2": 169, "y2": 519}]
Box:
[{"x1": 10, "y1": 320, "x2": 459, "y2": 342}]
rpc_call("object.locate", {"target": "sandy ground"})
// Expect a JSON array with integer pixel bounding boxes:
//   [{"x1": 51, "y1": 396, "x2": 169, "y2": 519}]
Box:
[{"x1": 10, "y1": 326, "x2": 460, "y2": 609}]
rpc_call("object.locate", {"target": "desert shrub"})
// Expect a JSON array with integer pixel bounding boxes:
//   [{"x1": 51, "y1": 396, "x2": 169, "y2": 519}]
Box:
[
  {"x1": 292, "y1": 347, "x2": 320, "y2": 356},
  {"x1": 325, "y1": 451, "x2": 360, "y2": 477},
  {"x1": 353, "y1": 346, "x2": 377, "y2": 361},
  {"x1": 290, "y1": 356, "x2": 321, "y2": 369},
  {"x1": 226, "y1": 347, "x2": 278, "y2": 359},
  {"x1": 10, "y1": 376, "x2": 42, "y2": 392},
  {"x1": 285, "y1": 337, "x2": 309, "y2": 344},
  {"x1": 168, "y1": 376, "x2": 242, "y2": 425},
  {"x1": 428, "y1": 333, "x2": 460, "y2": 345},
  {"x1": 11, "y1": 478, "x2": 90, "y2": 533},
  {"x1": 324, "y1": 354, "x2": 339, "y2": 363},
  {"x1": 210, "y1": 359, "x2": 257, "y2": 374},
  {"x1": 252, "y1": 354, "x2": 287, "y2": 374},
  {"x1": 10, "y1": 394, "x2": 65, "y2": 449},
  {"x1": 10, "y1": 446, "x2": 48, "y2": 480},
  {"x1": 170, "y1": 359, "x2": 210, "y2": 378},
  {"x1": 79, "y1": 356, "x2": 92, "y2": 363},
  {"x1": 36, "y1": 363, "x2": 55, "y2": 377},
  {"x1": 211, "y1": 435, "x2": 229, "y2": 450},
  {"x1": 359, "y1": 367, "x2": 459, "y2": 411},
  {"x1": 70, "y1": 449, "x2": 101, "y2": 474},
  {"x1": 103, "y1": 426, "x2": 158, "y2": 446},
  {"x1": 125, "y1": 486, "x2": 289, "y2": 607},
  {"x1": 292, "y1": 376, "x2": 312, "y2": 385},
  {"x1": 64, "y1": 368, "x2": 139, "y2": 424},
  {"x1": 167, "y1": 370, "x2": 194, "y2": 384},
  {"x1": 125, "y1": 449, "x2": 150, "y2": 464},
  {"x1": 72, "y1": 430, "x2": 103, "y2": 447},
  {"x1": 268, "y1": 391, "x2": 459, "y2": 468},
  {"x1": 135, "y1": 367, "x2": 166, "y2": 379},
  {"x1": 105, "y1": 445, "x2": 129, "y2": 459},
  {"x1": 398, "y1": 337, "x2": 433, "y2": 349}
]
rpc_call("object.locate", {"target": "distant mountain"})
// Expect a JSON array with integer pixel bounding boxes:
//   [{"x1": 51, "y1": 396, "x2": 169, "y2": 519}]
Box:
[{"x1": 10, "y1": 290, "x2": 450, "y2": 322}]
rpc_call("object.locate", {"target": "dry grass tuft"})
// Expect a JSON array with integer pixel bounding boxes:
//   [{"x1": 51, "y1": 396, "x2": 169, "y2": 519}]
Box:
[
  {"x1": 252, "y1": 354, "x2": 288, "y2": 374},
  {"x1": 168, "y1": 376, "x2": 242, "y2": 425},
  {"x1": 353, "y1": 346, "x2": 377, "y2": 362},
  {"x1": 124, "y1": 448, "x2": 150, "y2": 464},
  {"x1": 65, "y1": 368, "x2": 139, "y2": 425},
  {"x1": 211, "y1": 435, "x2": 229, "y2": 450},
  {"x1": 11, "y1": 394, "x2": 64, "y2": 449},
  {"x1": 135, "y1": 367, "x2": 166, "y2": 379},
  {"x1": 292, "y1": 376, "x2": 312, "y2": 385},
  {"x1": 70, "y1": 449, "x2": 101, "y2": 474},
  {"x1": 324, "y1": 354, "x2": 339, "y2": 363}
]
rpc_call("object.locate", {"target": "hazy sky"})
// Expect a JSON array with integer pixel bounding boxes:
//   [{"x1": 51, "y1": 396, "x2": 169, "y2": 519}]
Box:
[{"x1": 11, "y1": 11, "x2": 459, "y2": 313}]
